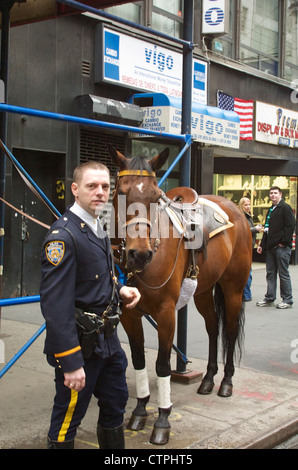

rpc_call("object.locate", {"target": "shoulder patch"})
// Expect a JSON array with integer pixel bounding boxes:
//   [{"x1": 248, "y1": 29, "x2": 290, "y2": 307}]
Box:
[{"x1": 45, "y1": 241, "x2": 65, "y2": 266}]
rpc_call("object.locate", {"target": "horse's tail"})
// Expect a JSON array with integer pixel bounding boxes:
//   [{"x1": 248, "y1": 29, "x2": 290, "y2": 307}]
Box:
[{"x1": 213, "y1": 283, "x2": 245, "y2": 364}]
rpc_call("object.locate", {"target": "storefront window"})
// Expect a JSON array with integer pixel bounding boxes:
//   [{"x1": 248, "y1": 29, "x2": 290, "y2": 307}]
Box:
[
  {"x1": 214, "y1": 174, "x2": 297, "y2": 247},
  {"x1": 285, "y1": 0, "x2": 298, "y2": 82},
  {"x1": 104, "y1": 2, "x2": 142, "y2": 23},
  {"x1": 152, "y1": 0, "x2": 184, "y2": 38},
  {"x1": 240, "y1": 0, "x2": 280, "y2": 76},
  {"x1": 104, "y1": 1, "x2": 183, "y2": 38}
]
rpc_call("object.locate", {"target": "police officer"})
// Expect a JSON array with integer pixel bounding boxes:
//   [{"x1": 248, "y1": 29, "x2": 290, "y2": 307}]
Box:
[{"x1": 40, "y1": 160, "x2": 141, "y2": 449}]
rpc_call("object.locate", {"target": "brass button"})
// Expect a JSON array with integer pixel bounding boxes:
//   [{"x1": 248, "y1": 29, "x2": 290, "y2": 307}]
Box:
[{"x1": 95, "y1": 274, "x2": 99, "y2": 279}]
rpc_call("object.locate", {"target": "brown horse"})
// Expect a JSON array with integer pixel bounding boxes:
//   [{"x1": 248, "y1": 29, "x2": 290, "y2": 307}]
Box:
[{"x1": 108, "y1": 145, "x2": 252, "y2": 445}]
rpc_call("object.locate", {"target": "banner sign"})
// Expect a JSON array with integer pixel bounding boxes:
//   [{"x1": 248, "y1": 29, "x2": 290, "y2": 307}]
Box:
[
  {"x1": 133, "y1": 94, "x2": 240, "y2": 148},
  {"x1": 255, "y1": 101, "x2": 298, "y2": 149},
  {"x1": 95, "y1": 25, "x2": 208, "y2": 105}
]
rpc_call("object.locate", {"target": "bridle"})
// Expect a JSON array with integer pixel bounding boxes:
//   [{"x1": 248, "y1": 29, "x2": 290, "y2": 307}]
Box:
[
  {"x1": 116, "y1": 168, "x2": 157, "y2": 237},
  {"x1": 113, "y1": 168, "x2": 186, "y2": 289}
]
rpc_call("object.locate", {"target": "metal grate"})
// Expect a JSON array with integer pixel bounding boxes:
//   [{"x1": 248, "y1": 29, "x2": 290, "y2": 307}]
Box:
[
  {"x1": 80, "y1": 128, "x2": 126, "y2": 176},
  {"x1": 79, "y1": 128, "x2": 127, "y2": 234},
  {"x1": 82, "y1": 60, "x2": 91, "y2": 77}
]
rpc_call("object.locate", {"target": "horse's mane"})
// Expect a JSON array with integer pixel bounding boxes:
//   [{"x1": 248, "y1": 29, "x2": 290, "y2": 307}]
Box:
[{"x1": 128, "y1": 156, "x2": 152, "y2": 172}]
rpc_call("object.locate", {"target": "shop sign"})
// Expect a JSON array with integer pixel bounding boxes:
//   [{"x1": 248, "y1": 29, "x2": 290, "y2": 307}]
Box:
[
  {"x1": 95, "y1": 25, "x2": 208, "y2": 105},
  {"x1": 202, "y1": 0, "x2": 230, "y2": 36},
  {"x1": 138, "y1": 103, "x2": 240, "y2": 148},
  {"x1": 255, "y1": 101, "x2": 298, "y2": 149}
]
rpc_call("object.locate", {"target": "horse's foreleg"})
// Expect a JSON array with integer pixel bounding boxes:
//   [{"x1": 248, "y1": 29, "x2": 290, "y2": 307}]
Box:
[
  {"x1": 121, "y1": 312, "x2": 150, "y2": 430},
  {"x1": 194, "y1": 290, "x2": 219, "y2": 395},
  {"x1": 150, "y1": 323, "x2": 174, "y2": 445},
  {"x1": 128, "y1": 368, "x2": 150, "y2": 430}
]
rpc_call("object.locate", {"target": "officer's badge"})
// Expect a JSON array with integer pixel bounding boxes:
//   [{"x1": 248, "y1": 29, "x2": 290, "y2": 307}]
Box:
[{"x1": 45, "y1": 241, "x2": 65, "y2": 266}]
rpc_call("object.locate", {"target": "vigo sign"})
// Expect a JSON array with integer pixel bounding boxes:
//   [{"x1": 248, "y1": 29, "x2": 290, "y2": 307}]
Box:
[
  {"x1": 95, "y1": 25, "x2": 208, "y2": 105},
  {"x1": 134, "y1": 94, "x2": 240, "y2": 149}
]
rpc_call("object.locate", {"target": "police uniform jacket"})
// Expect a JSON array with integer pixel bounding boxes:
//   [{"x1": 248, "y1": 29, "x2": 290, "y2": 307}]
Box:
[{"x1": 40, "y1": 208, "x2": 123, "y2": 372}]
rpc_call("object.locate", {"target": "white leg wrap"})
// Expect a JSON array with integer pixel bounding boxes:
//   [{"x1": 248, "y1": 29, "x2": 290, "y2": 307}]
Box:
[
  {"x1": 157, "y1": 376, "x2": 172, "y2": 409},
  {"x1": 135, "y1": 368, "x2": 150, "y2": 398}
]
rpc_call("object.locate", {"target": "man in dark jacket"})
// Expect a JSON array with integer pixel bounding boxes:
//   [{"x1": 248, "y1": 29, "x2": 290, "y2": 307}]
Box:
[
  {"x1": 256, "y1": 186, "x2": 295, "y2": 309},
  {"x1": 40, "y1": 161, "x2": 140, "y2": 449}
]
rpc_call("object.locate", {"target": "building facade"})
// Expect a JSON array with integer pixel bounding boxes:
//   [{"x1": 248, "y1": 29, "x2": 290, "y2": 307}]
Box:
[{"x1": 1, "y1": 0, "x2": 298, "y2": 296}]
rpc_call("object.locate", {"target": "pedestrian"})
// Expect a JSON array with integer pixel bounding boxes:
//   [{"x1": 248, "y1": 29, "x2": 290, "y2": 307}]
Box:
[
  {"x1": 238, "y1": 197, "x2": 263, "y2": 301},
  {"x1": 256, "y1": 186, "x2": 296, "y2": 309},
  {"x1": 40, "y1": 160, "x2": 141, "y2": 449}
]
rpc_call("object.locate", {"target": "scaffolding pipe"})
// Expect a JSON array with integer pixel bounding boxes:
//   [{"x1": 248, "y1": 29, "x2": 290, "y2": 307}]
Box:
[
  {"x1": 0, "y1": 140, "x2": 62, "y2": 219},
  {"x1": 0, "y1": 295, "x2": 40, "y2": 307},
  {"x1": 0, "y1": 133, "x2": 191, "y2": 378},
  {"x1": 0, "y1": 323, "x2": 45, "y2": 379},
  {"x1": 0, "y1": 103, "x2": 188, "y2": 143}
]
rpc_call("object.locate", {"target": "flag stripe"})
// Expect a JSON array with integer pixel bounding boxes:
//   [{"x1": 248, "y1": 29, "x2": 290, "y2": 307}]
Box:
[{"x1": 217, "y1": 91, "x2": 254, "y2": 140}]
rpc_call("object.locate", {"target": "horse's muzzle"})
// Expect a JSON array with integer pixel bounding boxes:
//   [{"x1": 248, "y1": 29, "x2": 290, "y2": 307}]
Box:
[{"x1": 127, "y1": 249, "x2": 153, "y2": 271}]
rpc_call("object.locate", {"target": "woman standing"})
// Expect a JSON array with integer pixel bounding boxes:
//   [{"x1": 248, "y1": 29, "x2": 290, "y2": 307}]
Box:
[{"x1": 238, "y1": 197, "x2": 263, "y2": 301}]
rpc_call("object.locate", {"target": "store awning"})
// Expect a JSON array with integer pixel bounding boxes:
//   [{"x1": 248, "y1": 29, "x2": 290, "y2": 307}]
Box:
[
  {"x1": 74, "y1": 94, "x2": 144, "y2": 126},
  {"x1": 132, "y1": 93, "x2": 240, "y2": 149}
]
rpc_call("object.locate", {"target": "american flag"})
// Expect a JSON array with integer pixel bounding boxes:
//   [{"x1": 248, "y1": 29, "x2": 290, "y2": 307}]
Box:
[{"x1": 217, "y1": 91, "x2": 254, "y2": 140}]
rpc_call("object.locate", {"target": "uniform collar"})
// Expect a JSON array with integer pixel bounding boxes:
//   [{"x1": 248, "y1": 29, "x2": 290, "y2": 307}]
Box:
[{"x1": 69, "y1": 202, "x2": 100, "y2": 236}]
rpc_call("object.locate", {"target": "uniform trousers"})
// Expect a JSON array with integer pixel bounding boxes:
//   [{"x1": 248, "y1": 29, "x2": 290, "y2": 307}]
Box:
[
  {"x1": 48, "y1": 347, "x2": 128, "y2": 443},
  {"x1": 264, "y1": 245, "x2": 293, "y2": 304}
]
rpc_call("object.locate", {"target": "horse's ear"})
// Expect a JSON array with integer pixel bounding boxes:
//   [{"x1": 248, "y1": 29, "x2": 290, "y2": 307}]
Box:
[
  {"x1": 149, "y1": 148, "x2": 169, "y2": 171},
  {"x1": 108, "y1": 144, "x2": 128, "y2": 170}
]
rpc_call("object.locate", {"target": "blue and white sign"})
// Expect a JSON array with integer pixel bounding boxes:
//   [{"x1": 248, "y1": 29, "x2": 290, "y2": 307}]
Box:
[
  {"x1": 104, "y1": 30, "x2": 120, "y2": 81},
  {"x1": 133, "y1": 93, "x2": 240, "y2": 149},
  {"x1": 202, "y1": 0, "x2": 229, "y2": 36},
  {"x1": 95, "y1": 25, "x2": 208, "y2": 105}
]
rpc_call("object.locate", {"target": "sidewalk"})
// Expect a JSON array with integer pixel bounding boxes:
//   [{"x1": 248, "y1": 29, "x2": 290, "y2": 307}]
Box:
[{"x1": 0, "y1": 265, "x2": 298, "y2": 449}]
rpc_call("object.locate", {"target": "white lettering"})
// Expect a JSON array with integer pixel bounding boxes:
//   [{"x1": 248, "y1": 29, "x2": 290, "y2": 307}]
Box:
[{"x1": 291, "y1": 339, "x2": 298, "y2": 364}]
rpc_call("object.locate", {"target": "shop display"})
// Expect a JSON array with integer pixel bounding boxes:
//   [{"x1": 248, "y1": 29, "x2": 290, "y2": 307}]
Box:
[{"x1": 214, "y1": 174, "x2": 297, "y2": 248}]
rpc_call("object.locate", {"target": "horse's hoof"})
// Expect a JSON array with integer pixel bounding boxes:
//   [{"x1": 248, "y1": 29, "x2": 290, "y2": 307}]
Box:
[
  {"x1": 218, "y1": 382, "x2": 233, "y2": 397},
  {"x1": 127, "y1": 414, "x2": 147, "y2": 431},
  {"x1": 149, "y1": 426, "x2": 170, "y2": 445},
  {"x1": 197, "y1": 379, "x2": 214, "y2": 395}
]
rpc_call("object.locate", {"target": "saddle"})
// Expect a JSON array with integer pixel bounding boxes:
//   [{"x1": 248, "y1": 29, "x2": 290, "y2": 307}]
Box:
[
  {"x1": 161, "y1": 187, "x2": 234, "y2": 306},
  {"x1": 160, "y1": 187, "x2": 234, "y2": 251}
]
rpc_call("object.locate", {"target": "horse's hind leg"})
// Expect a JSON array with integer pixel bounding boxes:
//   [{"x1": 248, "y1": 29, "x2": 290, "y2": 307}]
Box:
[
  {"x1": 216, "y1": 284, "x2": 245, "y2": 398},
  {"x1": 194, "y1": 289, "x2": 219, "y2": 395}
]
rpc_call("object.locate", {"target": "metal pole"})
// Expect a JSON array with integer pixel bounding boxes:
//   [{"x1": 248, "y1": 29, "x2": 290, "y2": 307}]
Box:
[
  {"x1": 0, "y1": 323, "x2": 45, "y2": 379},
  {"x1": 0, "y1": 1, "x2": 15, "y2": 324},
  {"x1": 0, "y1": 103, "x2": 187, "y2": 143},
  {"x1": 176, "y1": 0, "x2": 194, "y2": 374}
]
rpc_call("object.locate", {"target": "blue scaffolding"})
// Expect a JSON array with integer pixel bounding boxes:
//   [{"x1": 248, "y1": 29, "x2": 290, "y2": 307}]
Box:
[{"x1": 0, "y1": 0, "x2": 195, "y2": 378}]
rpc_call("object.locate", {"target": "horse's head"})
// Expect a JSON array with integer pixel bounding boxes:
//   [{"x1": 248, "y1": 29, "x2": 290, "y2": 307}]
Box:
[{"x1": 108, "y1": 144, "x2": 169, "y2": 272}]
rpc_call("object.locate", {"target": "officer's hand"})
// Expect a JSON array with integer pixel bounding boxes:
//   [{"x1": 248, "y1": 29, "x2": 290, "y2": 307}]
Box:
[
  {"x1": 64, "y1": 367, "x2": 86, "y2": 392},
  {"x1": 119, "y1": 286, "x2": 141, "y2": 309}
]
